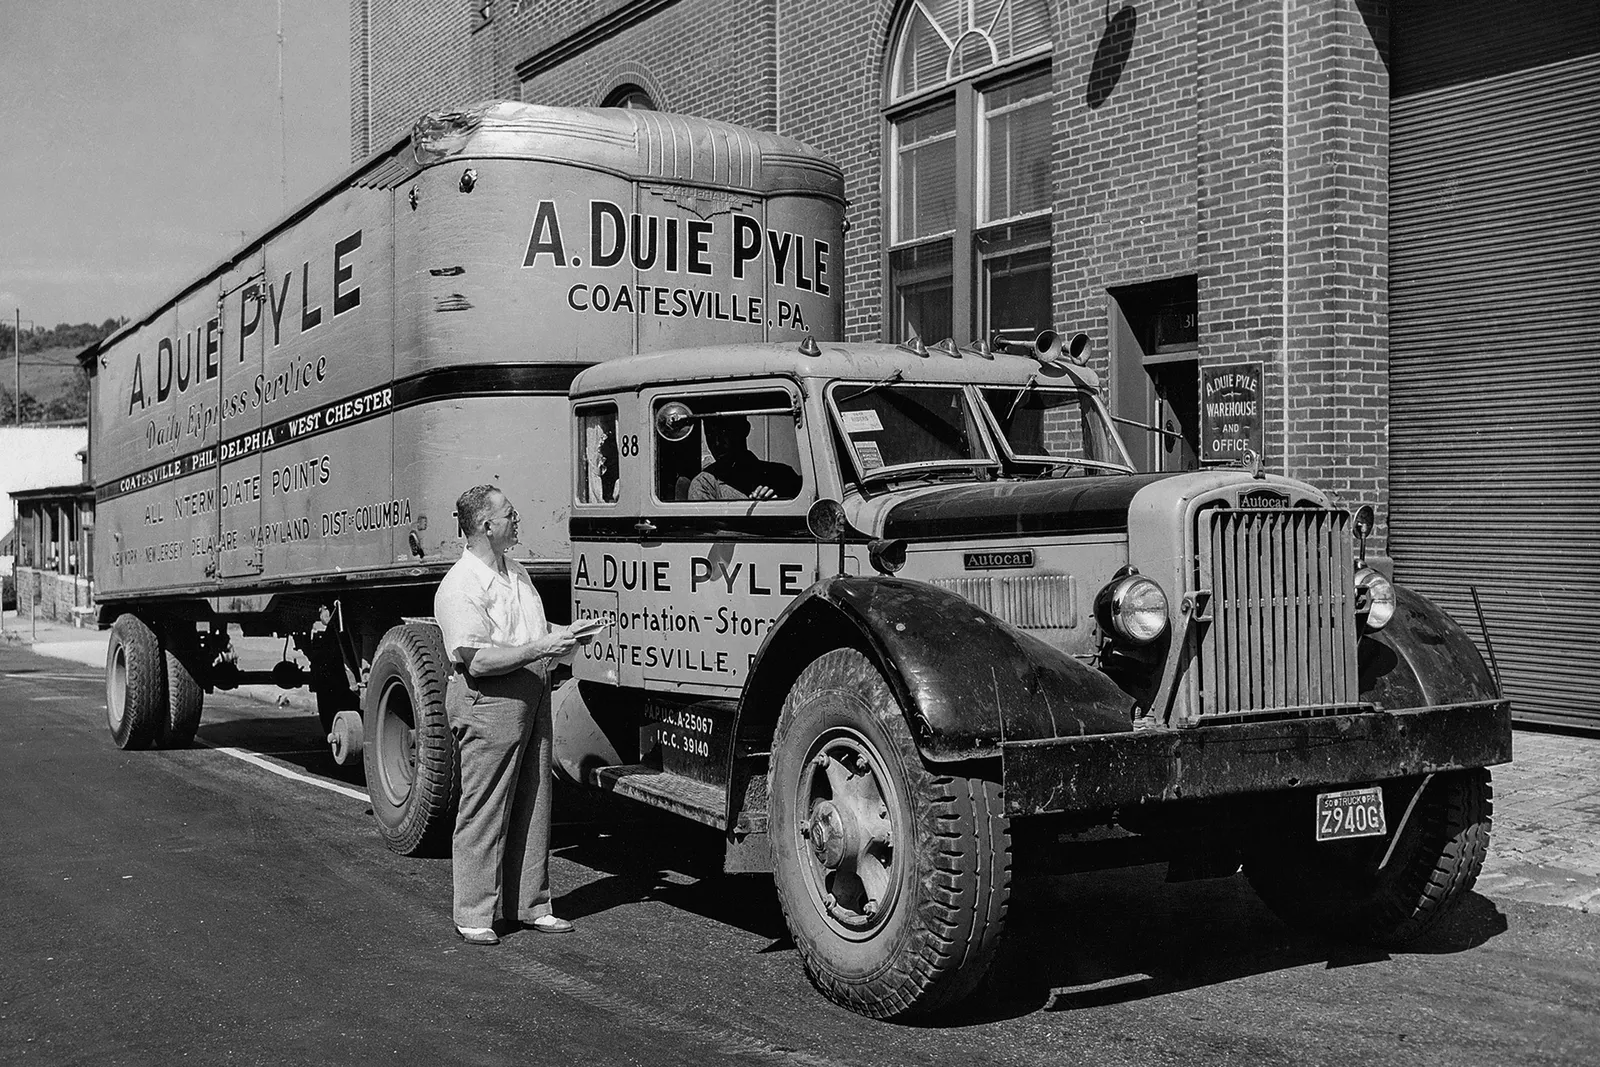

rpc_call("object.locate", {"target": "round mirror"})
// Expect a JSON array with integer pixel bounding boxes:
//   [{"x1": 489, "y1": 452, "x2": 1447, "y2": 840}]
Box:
[
  {"x1": 1353, "y1": 504, "x2": 1376, "y2": 539},
  {"x1": 806, "y1": 498, "x2": 847, "y2": 542},
  {"x1": 655, "y1": 401, "x2": 695, "y2": 442}
]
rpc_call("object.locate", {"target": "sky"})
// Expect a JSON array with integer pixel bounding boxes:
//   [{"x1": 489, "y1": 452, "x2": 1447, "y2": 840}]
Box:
[{"x1": 0, "y1": 0, "x2": 351, "y2": 330}]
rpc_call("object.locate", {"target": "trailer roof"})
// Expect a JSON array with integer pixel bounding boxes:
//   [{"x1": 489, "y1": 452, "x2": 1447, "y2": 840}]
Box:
[
  {"x1": 79, "y1": 102, "x2": 843, "y2": 368},
  {"x1": 414, "y1": 102, "x2": 843, "y2": 200},
  {"x1": 570, "y1": 340, "x2": 1104, "y2": 396}
]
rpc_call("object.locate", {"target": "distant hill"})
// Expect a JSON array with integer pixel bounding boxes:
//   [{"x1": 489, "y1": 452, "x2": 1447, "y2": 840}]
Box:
[{"x1": 0, "y1": 319, "x2": 124, "y2": 424}]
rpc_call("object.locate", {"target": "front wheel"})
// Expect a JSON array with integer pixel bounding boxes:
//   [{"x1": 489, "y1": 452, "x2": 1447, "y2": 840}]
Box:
[
  {"x1": 1245, "y1": 769, "x2": 1493, "y2": 945},
  {"x1": 361, "y1": 623, "x2": 459, "y2": 856},
  {"x1": 768, "y1": 648, "x2": 1011, "y2": 1020}
]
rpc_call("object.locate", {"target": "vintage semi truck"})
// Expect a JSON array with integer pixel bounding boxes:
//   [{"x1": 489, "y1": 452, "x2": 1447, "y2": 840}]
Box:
[{"x1": 86, "y1": 103, "x2": 1511, "y2": 1021}]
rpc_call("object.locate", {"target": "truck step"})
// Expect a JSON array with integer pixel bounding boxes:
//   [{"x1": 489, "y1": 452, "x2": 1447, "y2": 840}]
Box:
[{"x1": 587, "y1": 764, "x2": 727, "y2": 829}]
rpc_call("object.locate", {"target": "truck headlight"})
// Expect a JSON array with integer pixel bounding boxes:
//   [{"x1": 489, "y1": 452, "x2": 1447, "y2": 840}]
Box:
[
  {"x1": 1097, "y1": 573, "x2": 1169, "y2": 645},
  {"x1": 1355, "y1": 567, "x2": 1396, "y2": 631}
]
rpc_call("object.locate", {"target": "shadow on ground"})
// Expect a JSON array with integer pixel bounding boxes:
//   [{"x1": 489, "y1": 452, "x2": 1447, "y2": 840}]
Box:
[
  {"x1": 179, "y1": 698, "x2": 1513, "y2": 1028},
  {"x1": 549, "y1": 805, "x2": 1511, "y2": 1026}
]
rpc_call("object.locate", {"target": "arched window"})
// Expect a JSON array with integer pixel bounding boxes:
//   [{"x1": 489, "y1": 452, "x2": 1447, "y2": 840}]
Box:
[
  {"x1": 602, "y1": 84, "x2": 656, "y2": 110},
  {"x1": 885, "y1": 0, "x2": 1053, "y2": 346}
]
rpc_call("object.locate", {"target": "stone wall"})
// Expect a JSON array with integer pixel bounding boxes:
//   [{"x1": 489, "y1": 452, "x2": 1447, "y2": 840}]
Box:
[{"x1": 13, "y1": 567, "x2": 95, "y2": 626}]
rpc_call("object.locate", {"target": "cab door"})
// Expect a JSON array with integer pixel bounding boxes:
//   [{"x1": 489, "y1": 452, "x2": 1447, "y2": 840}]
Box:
[{"x1": 630, "y1": 379, "x2": 817, "y2": 698}]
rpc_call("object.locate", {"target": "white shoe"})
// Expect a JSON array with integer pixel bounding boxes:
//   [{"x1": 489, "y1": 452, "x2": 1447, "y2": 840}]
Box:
[{"x1": 455, "y1": 925, "x2": 499, "y2": 945}]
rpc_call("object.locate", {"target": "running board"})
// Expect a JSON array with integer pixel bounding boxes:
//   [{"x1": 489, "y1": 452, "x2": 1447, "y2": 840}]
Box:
[{"x1": 587, "y1": 764, "x2": 727, "y2": 829}]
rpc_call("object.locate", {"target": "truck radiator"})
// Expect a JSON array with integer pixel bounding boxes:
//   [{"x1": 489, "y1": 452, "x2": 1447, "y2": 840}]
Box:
[{"x1": 1193, "y1": 507, "x2": 1361, "y2": 721}]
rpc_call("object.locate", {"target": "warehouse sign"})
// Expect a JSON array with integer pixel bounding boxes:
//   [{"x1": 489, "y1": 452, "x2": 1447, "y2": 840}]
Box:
[{"x1": 1201, "y1": 362, "x2": 1263, "y2": 464}]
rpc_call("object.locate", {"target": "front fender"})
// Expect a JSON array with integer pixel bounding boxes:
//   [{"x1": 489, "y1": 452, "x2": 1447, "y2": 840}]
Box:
[
  {"x1": 738, "y1": 576, "x2": 1134, "y2": 762},
  {"x1": 1360, "y1": 584, "x2": 1500, "y2": 711}
]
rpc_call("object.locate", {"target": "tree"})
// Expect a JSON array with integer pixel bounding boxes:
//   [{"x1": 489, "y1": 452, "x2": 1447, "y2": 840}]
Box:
[{"x1": 0, "y1": 386, "x2": 45, "y2": 424}]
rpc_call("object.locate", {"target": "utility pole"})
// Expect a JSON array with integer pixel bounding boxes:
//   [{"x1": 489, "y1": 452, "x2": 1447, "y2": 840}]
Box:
[
  {"x1": 278, "y1": 0, "x2": 287, "y2": 213},
  {"x1": 13, "y1": 308, "x2": 18, "y2": 426}
]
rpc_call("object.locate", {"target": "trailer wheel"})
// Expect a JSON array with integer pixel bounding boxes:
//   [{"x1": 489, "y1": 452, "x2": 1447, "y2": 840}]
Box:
[
  {"x1": 362, "y1": 623, "x2": 459, "y2": 856},
  {"x1": 768, "y1": 648, "x2": 1011, "y2": 1020},
  {"x1": 1245, "y1": 769, "x2": 1493, "y2": 945},
  {"x1": 105, "y1": 615, "x2": 163, "y2": 751},
  {"x1": 158, "y1": 649, "x2": 204, "y2": 749}
]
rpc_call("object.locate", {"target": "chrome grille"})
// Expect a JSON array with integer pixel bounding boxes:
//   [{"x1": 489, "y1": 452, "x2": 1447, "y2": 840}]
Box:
[
  {"x1": 1195, "y1": 508, "x2": 1360, "y2": 720},
  {"x1": 932, "y1": 574, "x2": 1078, "y2": 629}
]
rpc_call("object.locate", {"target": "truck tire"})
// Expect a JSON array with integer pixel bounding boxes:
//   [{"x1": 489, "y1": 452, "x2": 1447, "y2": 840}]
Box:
[
  {"x1": 362, "y1": 623, "x2": 459, "y2": 856},
  {"x1": 159, "y1": 648, "x2": 204, "y2": 749},
  {"x1": 768, "y1": 648, "x2": 1011, "y2": 1020},
  {"x1": 1244, "y1": 768, "x2": 1493, "y2": 945},
  {"x1": 105, "y1": 615, "x2": 163, "y2": 751}
]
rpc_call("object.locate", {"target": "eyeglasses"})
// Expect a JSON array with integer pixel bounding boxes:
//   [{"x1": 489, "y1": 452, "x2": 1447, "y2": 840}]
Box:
[{"x1": 490, "y1": 505, "x2": 518, "y2": 525}]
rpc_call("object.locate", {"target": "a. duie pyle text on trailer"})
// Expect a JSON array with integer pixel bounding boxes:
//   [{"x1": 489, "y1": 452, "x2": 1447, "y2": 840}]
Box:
[
  {"x1": 524, "y1": 199, "x2": 831, "y2": 331},
  {"x1": 123, "y1": 230, "x2": 364, "y2": 419}
]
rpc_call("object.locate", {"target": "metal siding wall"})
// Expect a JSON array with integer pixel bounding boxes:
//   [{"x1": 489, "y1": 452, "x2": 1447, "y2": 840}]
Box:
[{"x1": 1390, "y1": 53, "x2": 1600, "y2": 729}]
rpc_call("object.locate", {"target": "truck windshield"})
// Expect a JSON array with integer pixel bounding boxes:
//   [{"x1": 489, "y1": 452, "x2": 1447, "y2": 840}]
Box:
[
  {"x1": 977, "y1": 385, "x2": 1133, "y2": 475},
  {"x1": 830, "y1": 383, "x2": 997, "y2": 483}
]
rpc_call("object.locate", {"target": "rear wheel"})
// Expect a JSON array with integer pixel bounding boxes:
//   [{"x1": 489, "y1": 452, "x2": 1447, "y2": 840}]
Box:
[
  {"x1": 768, "y1": 648, "x2": 1011, "y2": 1020},
  {"x1": 1245, "y1": 769, "x2": 1493, "y2": 945},
  {"x1": 105, "y1": 615, "x2": 163, "y2": 751},
  {"x1": 159, "y1": 648, "x2": 204, "y2": 749},
  {"x1": 362, "y1": 623, "x2": 458, "y2": 856}
]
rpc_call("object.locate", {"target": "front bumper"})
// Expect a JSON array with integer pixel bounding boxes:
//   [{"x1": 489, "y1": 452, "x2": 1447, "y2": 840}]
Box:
[{"x1": 1000, "y1": 700, "x2": 1512, "y2": 816}]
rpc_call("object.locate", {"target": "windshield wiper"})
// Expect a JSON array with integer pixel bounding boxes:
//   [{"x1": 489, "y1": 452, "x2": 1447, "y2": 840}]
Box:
[
  {"x1": 1032, "y1": 457, "x2": 1137, "y2": 476},
  {"x1": 838, "y1": 369, "x2": 904, "y2": 404},
  {"x1": 1005, "y1": 374, "x2": 1037, "y2": 420}
]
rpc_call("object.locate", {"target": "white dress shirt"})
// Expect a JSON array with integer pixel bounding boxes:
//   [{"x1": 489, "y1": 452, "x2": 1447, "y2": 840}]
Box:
[{"x1": 434, "y1": 549, "x2": 549, "y2": 668}]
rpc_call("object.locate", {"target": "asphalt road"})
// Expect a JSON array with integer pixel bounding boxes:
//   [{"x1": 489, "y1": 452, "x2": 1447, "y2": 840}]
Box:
[{"x1": 2, "y1": 641, "x2": 1597, "y2": 1067}]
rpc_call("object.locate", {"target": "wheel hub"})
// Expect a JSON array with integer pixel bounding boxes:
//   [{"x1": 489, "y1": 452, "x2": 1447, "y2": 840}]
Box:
[{"x1": 807, "y1": 799, "x2": 858, "y2": 870}]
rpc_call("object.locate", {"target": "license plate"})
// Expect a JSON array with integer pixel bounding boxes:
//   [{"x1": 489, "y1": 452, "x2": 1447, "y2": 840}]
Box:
[{"x1": 1315, "y1": 786, "x2": 1387, "y2": 842}]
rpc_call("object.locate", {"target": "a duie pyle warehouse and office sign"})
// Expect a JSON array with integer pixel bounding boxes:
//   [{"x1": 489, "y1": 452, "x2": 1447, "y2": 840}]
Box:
[{"x1": 1201, "y1": 364, "x2": 1262, "y2": 466}]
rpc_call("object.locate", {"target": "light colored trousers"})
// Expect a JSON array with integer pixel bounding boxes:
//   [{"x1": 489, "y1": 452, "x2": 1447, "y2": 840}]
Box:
[{"x1": 445, "y1": 665, "x2": 554, "y2": 929}]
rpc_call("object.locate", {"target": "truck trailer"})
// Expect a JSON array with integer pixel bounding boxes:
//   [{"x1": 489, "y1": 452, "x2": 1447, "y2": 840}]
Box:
[{"x1": 85, "y1": 102, "x2": 1511, "y2": 1021}]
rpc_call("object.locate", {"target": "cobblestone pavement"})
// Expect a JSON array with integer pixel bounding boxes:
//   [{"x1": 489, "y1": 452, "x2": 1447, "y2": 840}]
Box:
[
  {"x1": 1477, "y1": 729, "x2": 1600, "y2": 914},
  {"x1": 6, "y1": 611, "x2": 1596, "y2": 914}
]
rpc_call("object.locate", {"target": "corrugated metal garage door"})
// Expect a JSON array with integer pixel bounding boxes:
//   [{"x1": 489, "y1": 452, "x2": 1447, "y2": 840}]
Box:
[{"x1": 1390, "y1": 47, "x2": 1600, "y2": 730}]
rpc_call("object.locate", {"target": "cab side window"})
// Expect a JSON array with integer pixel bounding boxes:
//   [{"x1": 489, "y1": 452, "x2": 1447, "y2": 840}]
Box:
[
  {"x1": 653, "y1": 390, "x2": 802, "y2": 503},
  {"x1": 576, "y1": 404, "x2": 620, "y2": 504}
]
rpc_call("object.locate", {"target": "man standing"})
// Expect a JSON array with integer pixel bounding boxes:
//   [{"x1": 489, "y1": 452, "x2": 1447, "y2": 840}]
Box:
[
  {"x1": 434, "y1": 483, "x2": 578, "y2": 944},
  {"x1": 687, "y1": 415, "x2": 801, "y2": 501}
]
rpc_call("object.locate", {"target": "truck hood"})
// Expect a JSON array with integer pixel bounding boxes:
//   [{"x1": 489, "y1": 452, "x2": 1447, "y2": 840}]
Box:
[{"x1": 853, "y1": 474, "x2": 1172, "y2": 541}]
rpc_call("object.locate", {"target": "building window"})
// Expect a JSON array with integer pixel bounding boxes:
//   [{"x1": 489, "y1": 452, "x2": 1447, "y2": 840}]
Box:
[
  {"x1": 885, "y1": 0, "x2": 1053, "y2": 346},
  {"x1": 602, "y1": 84, "x2": 656, "y2": 110}
]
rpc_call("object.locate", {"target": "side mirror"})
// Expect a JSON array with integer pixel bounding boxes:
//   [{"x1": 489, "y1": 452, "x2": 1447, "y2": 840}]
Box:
[
  {"x1": 1352, "y1": 504, "x2": 1376, "y2": 566},
  {"x1": 806, "y1": 498, "x2": 847, "y2": 542},
  {"x1": 655, "y1": 401, "x2": 695, "y2": 442}
]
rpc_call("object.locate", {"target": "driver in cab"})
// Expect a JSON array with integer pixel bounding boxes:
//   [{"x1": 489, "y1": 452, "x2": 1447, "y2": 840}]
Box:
[{"x1": 687, "y1": 415, "x2": 801, "y2": 502}]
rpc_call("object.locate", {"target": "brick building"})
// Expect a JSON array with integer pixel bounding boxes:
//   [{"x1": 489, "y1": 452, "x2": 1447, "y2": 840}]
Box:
[{"x1": 348, "y1": 0, "x2": 1599, "y2": 727}]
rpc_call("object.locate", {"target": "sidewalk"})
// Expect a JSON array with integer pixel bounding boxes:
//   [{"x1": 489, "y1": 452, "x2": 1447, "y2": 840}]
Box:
[{"x1": 4, "y1": 609, "x2": 1596, "y2": 914}]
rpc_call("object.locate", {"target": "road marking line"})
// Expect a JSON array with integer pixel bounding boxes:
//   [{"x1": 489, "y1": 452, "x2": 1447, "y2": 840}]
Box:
[
  {"x1": 195, "y1": 739, "x2": 369, "y2": 802},
  {"x1": 4, "y1": 672, "x2": 97, "y2": 681}
]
